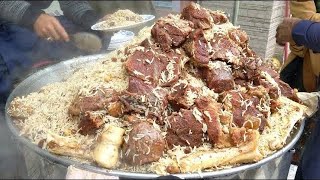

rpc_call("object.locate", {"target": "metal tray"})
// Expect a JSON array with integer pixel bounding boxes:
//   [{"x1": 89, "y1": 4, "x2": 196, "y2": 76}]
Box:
[
  {"x1": 91, "y1": 15, "x2": 155, "y2": 32},
  {"x1": 5, "y1": 54, "x2": 305, "y2": 179}
]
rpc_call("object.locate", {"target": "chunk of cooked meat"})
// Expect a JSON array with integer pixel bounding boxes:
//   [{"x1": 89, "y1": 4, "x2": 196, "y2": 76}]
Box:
[
  {"x1": 254, "y1": 69, "x2": 281, "y2": 100},
  {"x1": 230, "y1": 127, "x2": 246, "y2": 146},
  {"x1": 247, "y1": 85, "x2": 269, "y2": 99},
  {"x1": 168, "y1": 81, "x2": 199, "y2": 110},
  {"x1": 228, "y1": 28, "x2": 248, "y2": 48},
  {"x1": 257, "y1": 65, "x2": 279, "y2": 79},
  {"x1": 151, "y1": 14, "x2": 193, "y2": 51},
  {"x1": 125, "y1": 49, "x2": 166, "y2": 84},
  {"x1": 195, "y1": 97, "x2": 222, "y2": 145},
  {"x1": 119, "y1": 88, "x2": 169, "y2": 123},
  {"x1": 275, "y1": 79, "x2": 300, "y2": 103},
  {"x1": 257, "y1": 78, "x2": 280, "y2": 100},
  {"x1": 243, "y1": 46, "x2": 256, "y2": 57},
  {"x1": 107, "y1": 101, "x2": 124, "y2": 117},
  {"x1": 183, "y1": 29, "x2": 210, "y2": 65},
  {"x1": 181, "y1": 2, "x2": 212, "y2": 29},
  {"x1": 78, "y1": 111, "x2": 105, "y2": 135},
  {"x1": 122, "y1": 122, "x2": 166, "y2": 165},
  {"x1": 209, "y1": 10, "x2": 228, "y2": 24},
  {"x1": 125, "y1": 48, "x2": 182, "y2": 87},
  {"x1": 68, "y1": 88, "x2": 119, "y2": 116},
  {"x1": 166, "y1": 109, "x2": 203, "y2": 148},
  {"x1": 202, "y1": 61, "x2": 234, "y2": 93},
  {"x1": 232, "y1": 57, "x2": 262, "y2": 81},
  {"x1": 127, "y1": 76, "x2": 156, "y2": 94},
  {"x1": 270, "y1": 99, "x2": 282, "y2": 113},
  {"x1": 220, "y1": 90, "x2": 267, "y2": 131},
  {"x1": 210, "y1": 34, "x2": 241, "y2": 64}
]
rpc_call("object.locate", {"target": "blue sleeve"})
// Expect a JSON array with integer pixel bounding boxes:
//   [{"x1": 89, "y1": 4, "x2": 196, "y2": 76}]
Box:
[{"x1": 292, "y1": 20, "x2": 320, "y2": 53}]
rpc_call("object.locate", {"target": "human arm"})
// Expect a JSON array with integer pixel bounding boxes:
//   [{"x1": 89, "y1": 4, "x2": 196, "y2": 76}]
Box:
[
  {"x1": 59, "y1": 1, "x2": 100, "y2": 30},
  {"x1": 292, "y1": 20, "x2": 320, "y2": 53},
  {"x1": 276, "y1": 18, "x2": 320, "y2": 53},
  {"x1": 0, "y1": 1, "x2": 69, "y2": 41},
  {"x1": 0, "y1": 1, "x2": 43, "y2": 29}
]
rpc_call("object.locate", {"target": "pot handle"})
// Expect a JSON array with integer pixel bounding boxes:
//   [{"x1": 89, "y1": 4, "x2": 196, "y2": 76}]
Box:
[{"x1": 289, "y1": 148, "x2": 296, "y2": 154}]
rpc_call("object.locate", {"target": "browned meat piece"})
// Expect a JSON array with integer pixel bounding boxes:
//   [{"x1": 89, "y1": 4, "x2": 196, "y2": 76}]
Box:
[
  {"x1": 230, "y1": 127, "x2": 246, "y2": 146},
  {"x1": 183, "y1": 29, "x2": 210, "y2": 65},
  {"x1": 151, "y1": 23, "x2": 172, "y2": 51},
  {"x1": 257, "y1": 65, "x2": 279, "y2": 78},
  {"x1": 158, "y1": 51, "x2": 182, "y2": 87},
  {"x1": 107, "y1": 101, "x2": 123, "y2": 117},
  {"x1": 220, "y1": 90, "x2": 267, "y2": 131},
  {"x1": 168, "y1": 81, "x2": 199, "y2": 110},
  {"x1": 78, "y1": 111, "x2": 105, "y2": 135},
  {"x1": 232, "y1": 57, "x2": 262, "y2": 82},
  {"x1": 228, "y1": 29, "x2": 248, "y2": 48},
  {"x1": 257, "y1": 78, "x2": 280, "y2": 99},
  {"x1": 151, "y1": 15, "x2": 193, "y2": 51},
  {"x1": 126, "y1": 49, "x2": 166, "y2": 84},
  {"x1": 120, "y1": 91, "x2": 148, "y2": 115},
  {"x1": 234, "y1": 79, "x2": 247, "y2": 87},
  {"x1": 166, "y1": 109, "x2": 203, "y2": 148},
  {"x1": 243, "y1": 46, "x2": 256, "y2": 57},
  {"x1": 247, "y1": 85, "x2": 269, "y2": 99},
  {"x1": 195, "y1": 97, "x2": 222, "y2": 145},
  {"x1": 68, "y1": 88, "x2": 119, "y2": 116},
  {"x1": 184, "y1": 62, "x2": 205, "y2": 79},
  {"x1": 210, "y1": 35, "x2": 241, "y2": 64},
  {"x1": 244, "y1": 58, "x2": 259, "y2": 80},
  {"x1": 209, "y1": 10, "x2": 228, "y2": 24},
  {"x1": 232, "y1": 67, "x2": 246, "y2": 80},
  {"x1": 202, "y1": 61, "x2": 234, "y2": 93},
  {"x1": 140, "y1": 38, "x2": 153, "y2": 49},
  {"x1": 275, "y1": 79, "x2": 301, "y2": 102},
  {"x1": 127, "y1": 76, "x2": 156, "y2": 94},
  {"x1": 122, "y1": 122, "x2": 166, "y2": 165},
  {"x1": 253, "y1": 63, "x2": 298, "y2": 102},
  {"x1": 119, "y1": 88, "x2": 168, "y2": 123},
  {"x1": 270, "y1": 99, "x2": 282, "y2": 113},
  {"x1": 181, "y1": 2, "x2": 212, "y2": 29},
  {"x1": 126, "y1": 49, "x2": 182, "y2": 87}
]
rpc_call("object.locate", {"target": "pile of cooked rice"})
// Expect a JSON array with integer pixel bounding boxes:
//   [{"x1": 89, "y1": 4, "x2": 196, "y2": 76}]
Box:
[{"x1": 98, "y1": 9, "x2": 144, "y2": 28}]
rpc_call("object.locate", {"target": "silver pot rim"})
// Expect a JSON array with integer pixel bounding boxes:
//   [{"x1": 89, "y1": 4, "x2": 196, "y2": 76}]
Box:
[{"x1": 5, "y1": 54, "x2": 305, "y2": 179}]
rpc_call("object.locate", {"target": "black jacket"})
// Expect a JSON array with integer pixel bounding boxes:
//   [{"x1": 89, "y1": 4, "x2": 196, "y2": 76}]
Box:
[{"x1": 0, "y1": 1, "x2": 99, "y2": 30}]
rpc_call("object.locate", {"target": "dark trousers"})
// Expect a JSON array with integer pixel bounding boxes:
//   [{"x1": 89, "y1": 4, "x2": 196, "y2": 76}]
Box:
[
  {"x1": 280, "y1": 56, "x2": 306, "y2": 92},
  {"x1": 295, "y1": 118, "x2": 320, "y2": 179}
]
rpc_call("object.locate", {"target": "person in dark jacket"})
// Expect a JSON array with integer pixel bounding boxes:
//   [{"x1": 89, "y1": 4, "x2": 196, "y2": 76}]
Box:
[
  {"x1": 0, "y1": 1, "x2": 108, "y2": 103},
  {"x1": 277, "y1": 17, "x2": 320, "y2": 180}
]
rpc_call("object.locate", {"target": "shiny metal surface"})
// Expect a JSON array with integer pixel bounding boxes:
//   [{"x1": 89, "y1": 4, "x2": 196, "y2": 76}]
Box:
[
  {"x1": 5, "y1": 54, "x2": 305, "y2": 179},
  {"x1": 91, "y1": 15, "x2": 155, "y2": 32}
]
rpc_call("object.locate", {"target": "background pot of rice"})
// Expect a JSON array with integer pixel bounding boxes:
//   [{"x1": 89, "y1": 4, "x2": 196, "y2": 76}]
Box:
[{"x1": 5, "y1": 54, "x2": 304, "y2": 179}]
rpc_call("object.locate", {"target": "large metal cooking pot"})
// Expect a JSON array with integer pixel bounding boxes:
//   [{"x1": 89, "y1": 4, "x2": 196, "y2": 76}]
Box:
[{"x1": 5, "y1": 54, "x2": 304, "y2": 179}]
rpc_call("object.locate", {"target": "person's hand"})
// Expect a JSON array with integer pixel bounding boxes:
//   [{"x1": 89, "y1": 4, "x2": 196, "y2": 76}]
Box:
[
  {"x1": 276, "y1": 17, "x2": 301, "y2": 46},
  {"x1": 33, "y1": 13, "x2": 70, "y2": 42}
]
